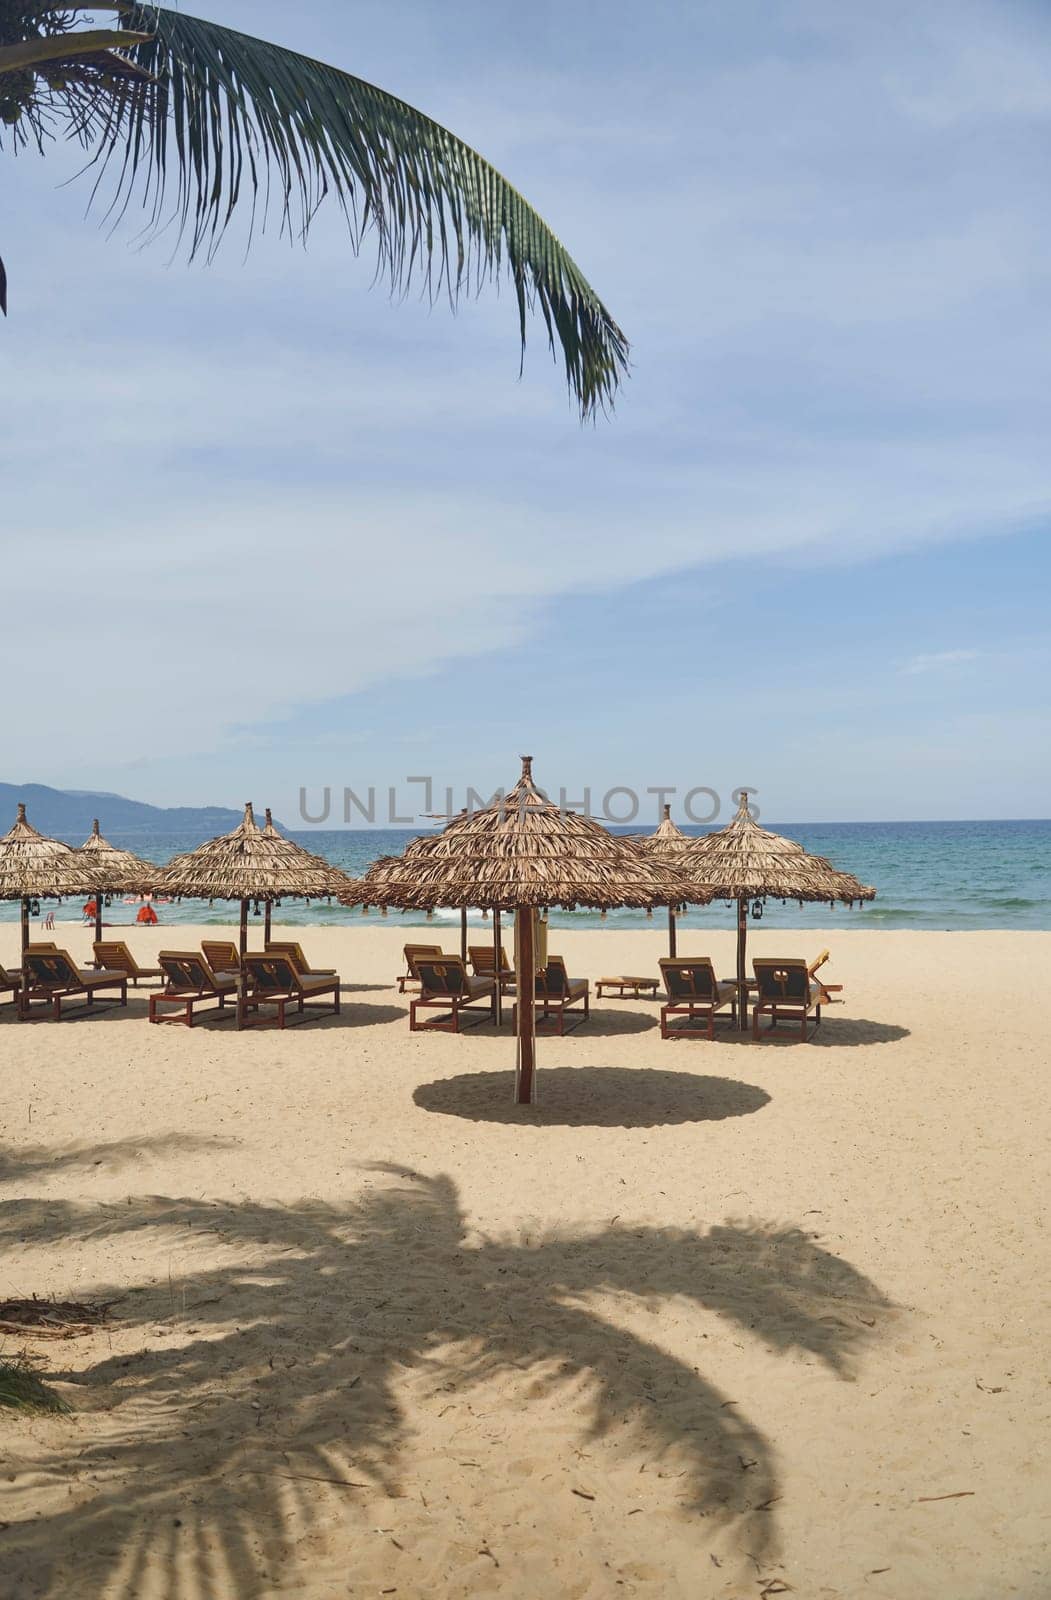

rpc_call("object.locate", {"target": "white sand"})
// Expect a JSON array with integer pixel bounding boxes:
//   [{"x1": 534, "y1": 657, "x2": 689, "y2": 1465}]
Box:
[{"x1": 1, "y1": 923, "x2": 1048, "y2": 1599}]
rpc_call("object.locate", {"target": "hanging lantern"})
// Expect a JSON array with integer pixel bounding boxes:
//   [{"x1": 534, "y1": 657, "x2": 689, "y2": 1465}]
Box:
[{"x1": 752, "y1": 899, "x2": 763, "y2": 920}]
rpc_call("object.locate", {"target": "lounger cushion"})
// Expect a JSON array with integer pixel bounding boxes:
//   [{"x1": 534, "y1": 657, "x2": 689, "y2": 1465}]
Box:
[{"x1": 297, "y1": 976, "x2": 338, "y2": 996}]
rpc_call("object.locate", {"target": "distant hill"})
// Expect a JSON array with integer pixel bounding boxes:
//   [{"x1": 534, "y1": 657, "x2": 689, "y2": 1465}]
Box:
[{"x1": 0, "y1": 783, "x2": 282, "y2": 841}]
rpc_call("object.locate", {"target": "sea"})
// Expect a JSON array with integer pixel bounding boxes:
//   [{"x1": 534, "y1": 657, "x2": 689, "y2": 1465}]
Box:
[{"x1": 3, "y1": 820, "x2": 1049, "y2": 933}]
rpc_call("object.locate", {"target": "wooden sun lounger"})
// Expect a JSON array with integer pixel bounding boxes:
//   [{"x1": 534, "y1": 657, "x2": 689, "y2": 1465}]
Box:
[
  {"x1": 239, "y1": 951, "x2": 340, "y2": 1030},
  {"x1": 0, "y1": 964, "x2": 22, "y2": 1007},
  {"x1": 409, "y1": 956, "x2": 495, "y2": 1033},
  {"x1": 807, "y1": 948, "x2": 843, "y2": 1005},
  {"x1": 514, "y1": 957, "x2": 590, "y2": 1036},
  {"x1": 398, "y1": 943, "x2": 444, "y2": 994},
  {"x1": 264, "y1": 940, "x2": 337, "y2": 978},
  {"x1": 201, "y1": 940, "x2": 241, "y2": 977},
  {"x1": 751, "y1": 958, "x2": 824, "y2": 1042},
  {"x1": 19, "y1": 947, "x2": 128, "y2": 1022},
  {"x1": 658, "y1": 958, "x2": 738, "y2": 1040},
  {"x1": 149, "y1": 951, "x2": 238, "y2": 1027},
  {"x1": 468, "y1": 944, "x2": 517, "y2": 992},
  {"x1": 93, "y1": 940, "x2": 164, "y2": 987}
]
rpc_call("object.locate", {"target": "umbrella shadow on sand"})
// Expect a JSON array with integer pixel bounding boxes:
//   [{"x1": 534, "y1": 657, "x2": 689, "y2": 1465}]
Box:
[
  {"x1": 413, "y1": 1067, "x2": 771, "y2": 1127},
  {"x1": 0, "y1": 1164, "x2": 894, "y2": 1600},
  {"x1": 709, "y1": 1018, "x2": 911, "y2": 1048}
]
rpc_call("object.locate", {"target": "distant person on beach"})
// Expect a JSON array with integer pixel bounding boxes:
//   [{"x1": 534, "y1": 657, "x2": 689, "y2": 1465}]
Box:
[
  {"x1": 82, "y1": 899, "x2": 98, "y2": 926},
  {"x1": 136, "y1": 904, "x2": 159, "y2": 926}
]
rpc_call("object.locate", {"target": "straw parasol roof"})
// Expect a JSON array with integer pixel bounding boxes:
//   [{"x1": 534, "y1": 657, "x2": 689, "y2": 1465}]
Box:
[
  {"x1": 348, "y1": 757, "x2": 714, "y2": 912},
  {"x1": 630, "y1": 803, "x2": 690, "y2": 858},
  {"x1": 679, "y1": 794, "x2": 875, "y2": 906},
  {"x1": 158, "y1": 802, "x2": 353, "y2": 904},
  {"x1": 77, "y1": 819, "x2": 161, "y2": 895},
  {"x1": 0, "y1": 803, "x2": 98, "y2": 902}
]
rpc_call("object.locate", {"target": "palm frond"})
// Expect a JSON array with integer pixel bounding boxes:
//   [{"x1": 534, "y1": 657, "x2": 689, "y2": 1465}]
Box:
[{"x1": 87, "y1": 5, "x2": 628, "y2": 416}]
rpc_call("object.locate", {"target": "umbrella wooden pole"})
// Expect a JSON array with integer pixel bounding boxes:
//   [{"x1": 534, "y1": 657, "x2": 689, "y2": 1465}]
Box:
[
  {"x1": 460, "y1": 906, "x2": 468, "y2": 962},
  {"x1": 95, "y1": 894, "x2": 104, "y2": 946},
  {"x1": 737, "y1": 896, "x2": 748, "y2": 1031},
  {"x1": 264, "y1": 901, "x2": 272, "y2": 945},
  {"x1": 20, "y1": 897, "x2": 30, "y2": 959},
  {"x1": 239, "y1": 899, "x2": 249, "y2": 959},
  {"x1": 493, "y1": 909, "x2": 503, "y2": 1028},
  {"x1": 514, "y1": 906, "x2": 536, "y2": 1104},
  {"x1": 668, "y1": 905, "x2": 677, "y2": 958}
]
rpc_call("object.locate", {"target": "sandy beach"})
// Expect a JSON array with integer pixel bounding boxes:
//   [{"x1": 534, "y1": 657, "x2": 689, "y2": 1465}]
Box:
[{"x1": 1, "y1": 922, "x2": 1047, "y2": 1599}]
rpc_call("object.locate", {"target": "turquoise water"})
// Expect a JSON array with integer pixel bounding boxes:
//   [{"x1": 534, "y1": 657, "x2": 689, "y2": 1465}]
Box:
[{"x1": 4, "y1": 820, "x2": 1049, "y2": 932}]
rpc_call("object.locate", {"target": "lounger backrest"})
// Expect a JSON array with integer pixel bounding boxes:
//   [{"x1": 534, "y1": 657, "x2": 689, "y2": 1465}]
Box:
[
  {"x1": 468, "y1": 945, "x2": 512, "y2": 976},
  {"x1": 243, "y1": 953, "x2": 299, "y2": 992},
  {"x1": 265, "y1": 941, "x2": 311, "y2": 973},
  {"x1": 202, "y1": 941, "x2": 240, "y2": 974},
  {"x1": 159, "y1": 950, "x2": 221, "y2": 991},
  {"x1": 414, "y1": 957, "x2": 468, "y2": 998},
  {"x1": 753, "y1": 958, "x2": 810, "y2": 1003},
  {"x1": 404, "y1": 943, "x2": 443, "y2": 972},
  {"x1": 659, "y1": 958, "x2": 719, "y2": 1001},
  {"x1": 93, "y1": 941, "x2": 137, "y2": 976},
  {"x1": 0, "y1": 964, "x2": 19, "y2": 986},
  {"x1": 467, "y1": 945, "x2": 503, "y2": 976},
  {"x1": 24, "y1": 948, "x2": 80, "y2": 987},
  {"x1": 535, "y1": 956, "x2": 570, "y2": 996}
]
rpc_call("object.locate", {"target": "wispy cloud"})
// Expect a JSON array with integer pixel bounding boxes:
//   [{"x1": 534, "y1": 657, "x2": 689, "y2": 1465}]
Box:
[{"x1": 902, "y1": 649, "x2": 980, "y2": 675}]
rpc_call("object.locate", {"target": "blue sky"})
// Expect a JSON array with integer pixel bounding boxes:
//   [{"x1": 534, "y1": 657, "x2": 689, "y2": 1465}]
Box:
[{"x1": 1, "y1": 0, "x2": 1049, "y2": 823}]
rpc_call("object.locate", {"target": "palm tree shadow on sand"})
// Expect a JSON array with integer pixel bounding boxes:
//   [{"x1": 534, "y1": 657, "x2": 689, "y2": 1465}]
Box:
[{"x1": 0, "y1": 1164, "x2": 894, "y2": 1599}]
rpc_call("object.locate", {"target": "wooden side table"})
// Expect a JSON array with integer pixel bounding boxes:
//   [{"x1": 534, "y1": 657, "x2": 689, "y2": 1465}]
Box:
[{"x1": 595, "y1": 975, "x2": 660, "y2": 1000}]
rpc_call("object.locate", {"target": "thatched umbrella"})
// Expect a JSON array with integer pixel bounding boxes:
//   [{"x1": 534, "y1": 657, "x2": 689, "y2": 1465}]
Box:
[
  {"x1": 345, "y1": 757, "x2": 713, "y2": 1103},
  {"x1": 0, "y1": 803, "x2": 98, "y2": 956},
  {"x1": 679, "y1": 793, "x2": 876, "y2": 1030},
  {"x1": 77, "y1": 819, "x2": 162, "y2": 944},
  {"x1": 633, "y1": 804, "x2": 691, "y2": 956},
  {"x1": 158, "y1": 802, "x2": 355, "y2": 957}
]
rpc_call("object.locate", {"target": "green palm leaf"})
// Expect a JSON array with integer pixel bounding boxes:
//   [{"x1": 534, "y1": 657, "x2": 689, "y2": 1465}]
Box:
[{"x1": 5, "y1": 4, "x2": 628, "y2": 415}]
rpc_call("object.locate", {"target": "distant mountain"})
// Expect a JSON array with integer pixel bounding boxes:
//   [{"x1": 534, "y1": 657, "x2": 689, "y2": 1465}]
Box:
[{"x1": 0, "y1": 783, "x2": 282, "y2": 841}]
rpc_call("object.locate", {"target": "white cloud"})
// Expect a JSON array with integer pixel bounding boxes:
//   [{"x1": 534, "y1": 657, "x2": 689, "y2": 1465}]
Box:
[
  {"x1": 902, "y1": 650, "x2": 980, "y2": 676},
  {"x1": 1, "y1": 0, "x2": 1049, "y2": 798}
]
